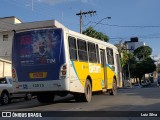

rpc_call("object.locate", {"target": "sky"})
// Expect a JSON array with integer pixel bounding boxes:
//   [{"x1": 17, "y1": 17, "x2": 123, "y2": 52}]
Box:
[{"x1": 1, "y1": 0, "x2": 160, "y2": 59}]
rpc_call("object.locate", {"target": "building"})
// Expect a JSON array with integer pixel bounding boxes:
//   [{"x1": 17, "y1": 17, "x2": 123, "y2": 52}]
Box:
[
  {"x1": 0, "y1": 17, "x2": 68, "y2": 61},
  {"x1": 124, "y1": 37, "x2": 145, "y2": 53},
  {"x1": 0, "y1": 16, "x2": 22, "y2": 60}
]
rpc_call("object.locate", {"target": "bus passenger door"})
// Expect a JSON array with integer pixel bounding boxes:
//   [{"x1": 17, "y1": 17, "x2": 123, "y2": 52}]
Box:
[
  {"x1": 116, "y1": 54, "x2": 122, "y2": 88},
  {"x1": 100, "y1": 49, "x2": 107, "y2": 89}
]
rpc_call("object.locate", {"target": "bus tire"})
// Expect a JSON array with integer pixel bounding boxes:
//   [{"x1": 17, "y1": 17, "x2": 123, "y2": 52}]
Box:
[
  {"x1": 0, "y1": 92, "x2": 10, "y2": 105},
  {"x1": 37, "y1": 93, "x2": 55, "y2": 103},
  {"x1": 80, "y1": 79, "x2": 92, "y2": 102},
  {"x1": 109, "y1": 78, "x2": 117, "y2": 95},
  {"x1": 74, "y1": 79, "x2": 92, "y2": 102}
]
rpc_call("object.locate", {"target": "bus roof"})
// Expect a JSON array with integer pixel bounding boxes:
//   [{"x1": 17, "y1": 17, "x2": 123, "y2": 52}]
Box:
[
  {"x1": 12, "y1": 19, "x2": 118, "y2": 51},
  {"x1": 13, "y1": 19, "x2": 69, "y2": 32}
]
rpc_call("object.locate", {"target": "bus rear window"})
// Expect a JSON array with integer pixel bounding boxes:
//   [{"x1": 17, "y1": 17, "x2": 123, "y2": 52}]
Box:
[{"x1": 13, "y1": 29, "x2": 63, "y2": 66}]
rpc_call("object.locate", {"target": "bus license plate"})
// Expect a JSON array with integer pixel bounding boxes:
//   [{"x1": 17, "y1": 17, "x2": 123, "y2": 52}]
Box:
[{"x1": 29, "y1": 72, "x2": 47, "y2": 78}]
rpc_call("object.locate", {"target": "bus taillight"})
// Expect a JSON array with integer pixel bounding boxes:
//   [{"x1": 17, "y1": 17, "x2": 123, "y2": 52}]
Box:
[
  {"x1": 63, "y1": 65, "x2": 67, "y2": 70},
  {"x1": 12, "y1": 68, "x2": 15, "y2": 73},
  {"x1": 60, "y1": 64, "x2": 67, "y2": 79},
  {"x1": 12, "y1": 68, "x2": 17, "y2": 79},
  {"x1": 61, "y1": 71, "x2": 66, "y2": 75}
]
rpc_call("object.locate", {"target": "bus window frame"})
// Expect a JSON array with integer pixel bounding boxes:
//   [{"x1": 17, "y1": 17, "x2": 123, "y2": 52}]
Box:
[
  {"x1": 88, "y1": 42, "x2": 97, "y2": 63},
  {"x1": 77, "y1": 39, "x2": 88, "y2": 62},
  {"x1": 106, "y1": 47, "x2": 114, "y2": 65},
  {"x1": 68, "y1": 36, "x2": 78, "y2": 61},
  {"x1": 96, "y1": 44, "x2": 100, "y2": 63}
]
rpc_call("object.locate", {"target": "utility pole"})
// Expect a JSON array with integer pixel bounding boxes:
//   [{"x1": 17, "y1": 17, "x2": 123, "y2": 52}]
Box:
[{"x1": 76, "y1": 10, "x2": 96, "y2": 34}]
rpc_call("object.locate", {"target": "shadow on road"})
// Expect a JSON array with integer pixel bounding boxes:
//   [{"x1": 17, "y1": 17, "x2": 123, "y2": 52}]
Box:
[
  {"x1": 1, "y1": 82, "x2": 160, "y2": 112},
  {"x1": 0, "y1": 94, "x2": 83, "y2": 111}
]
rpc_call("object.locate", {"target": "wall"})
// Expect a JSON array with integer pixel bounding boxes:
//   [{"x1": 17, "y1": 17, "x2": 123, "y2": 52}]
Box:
[
  {"x1": 0, "y1": 31, "x2": 14, "y2": 60},
  {"x1": 0, "y1": 59, "x2": 11, "y2": 77},
  {"x1": 0, "y1": 17, "x2": 22, "y2": 60}
]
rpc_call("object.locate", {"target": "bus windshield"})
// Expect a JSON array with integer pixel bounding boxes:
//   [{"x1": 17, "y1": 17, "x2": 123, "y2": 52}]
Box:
[{"x1": 12, "y1": 28, "x2": 65, "y2": 82}]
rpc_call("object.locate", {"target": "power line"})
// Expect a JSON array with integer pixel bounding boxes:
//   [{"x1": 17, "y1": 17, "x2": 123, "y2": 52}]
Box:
[
  {"x1": 92, "y1": 17, "x2": 111, "y2": 28},
  {"x1": 2, "y1": 0, "x2": 80, "y2": 28},
  {"x1": 91, "y1": 22, "x2": 160, "y2": 28},
  {"x1": 110, "y1": 36, "x2": 160, "y2": 40},
  {"x1": 1, "y1": 0, "x2": 160, "y2": 41},
  {"x1": 82, "y1": 18, "x2": 160, "y2": 28},
  {"x1": 3, "y1": 0, "x2": 160, "y2": 29},
  {"x1": 0, "y1": 17, "x2": 160, "y2": 41}
]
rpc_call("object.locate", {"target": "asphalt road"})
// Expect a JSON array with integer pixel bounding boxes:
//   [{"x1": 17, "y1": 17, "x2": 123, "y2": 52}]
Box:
[{"x1": 1, "y1": 82, "x2": 160, "y2": 120}]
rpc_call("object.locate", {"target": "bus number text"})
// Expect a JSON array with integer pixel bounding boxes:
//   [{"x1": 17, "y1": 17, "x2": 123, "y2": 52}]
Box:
[{"x1": 33, "y1": 84, "x2": 44, "y2": 88}]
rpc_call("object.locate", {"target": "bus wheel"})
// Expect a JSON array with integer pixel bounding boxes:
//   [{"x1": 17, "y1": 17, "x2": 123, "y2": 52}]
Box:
[
  {"x1": 74, "y1": 79, "x2": 92, "y2": 102},
  {"x1": 109, "y1": 78, "x2": 117, "y2": 95},
  {"x1": 83, "y1": 79, "x2": 92, "y2": 102},
  {"x1": 37, "y1": 93, "x2": 55, "y2": 103}
]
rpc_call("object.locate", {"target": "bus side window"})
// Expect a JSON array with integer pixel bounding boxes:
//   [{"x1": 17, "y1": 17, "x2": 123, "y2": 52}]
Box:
[
  {"x1": 88, "y1": 42, "x2": 97, "y2": 63},
  {"x1": 68, "y1": 36, "x2": 77, "y2": 60},
  {"x1": 106, "y1": 48, "x2": 114, "y2": 65},
  {"x1": 96, "y1": 44, "x2": 100, "y2": 63},
  {"x1": 77, "y1": 39, "x2": 88, "y2": 62},
  {"x1": 100, "y1": 50, "x2": 105, "y2": 67}
]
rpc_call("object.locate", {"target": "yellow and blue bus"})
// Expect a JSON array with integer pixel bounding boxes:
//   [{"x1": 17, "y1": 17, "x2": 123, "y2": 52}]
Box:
[{"x1": 12, "y1": 20, "x2": 122, "y2": 103}]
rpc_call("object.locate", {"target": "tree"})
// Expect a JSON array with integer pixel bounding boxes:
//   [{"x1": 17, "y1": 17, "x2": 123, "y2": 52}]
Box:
[
  {"x1": 121, "y1": 46, "x2": 156, "y2": 84},
  {"x1": 82, "y1": 27, "x2": 109, "y2": 42},
  {"x1": 121, "y1": 51, "x2": 136, "y2": 80},
  {"x1": 132, "y1": 46, "x2": 156, "y2": 84},
  {"x1": 131, "y1": 58, "x2": 156, "y2": 81},
  {"x1": 134, "y1": 46, "x2": 152, "y2": 60},
  {"x1": 121, "y1": 51, "x2": 135, "y2": 68}
]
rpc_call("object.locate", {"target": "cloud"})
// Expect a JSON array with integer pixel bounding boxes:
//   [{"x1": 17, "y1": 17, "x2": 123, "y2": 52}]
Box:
[{"x1": 37, "y1": 0, "x2": 90, "y2": 4}]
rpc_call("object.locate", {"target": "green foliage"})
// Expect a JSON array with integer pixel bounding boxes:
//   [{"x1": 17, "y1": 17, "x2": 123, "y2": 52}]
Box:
[
  {"x1": 121, "y1": 51, "x2": 135, "y2": 68},
  {"x1": 141, "y1": 57, "x2": 156, "y2": 73},
  {"x1": 134, "y1": 46, "x2": 152, "y2": 60},
  {"x1": 82, "y1": 27, "x2": 109, "y2": 42},
  {"x1": 121, "y1": 46, "x2": 156, "y2": 81},
  {"x1": 121, "y1": 51, "x2": 136, "y2": 79},
  {"x1": 130, "y1": 57, "x2": 156, "y2": 79}
]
